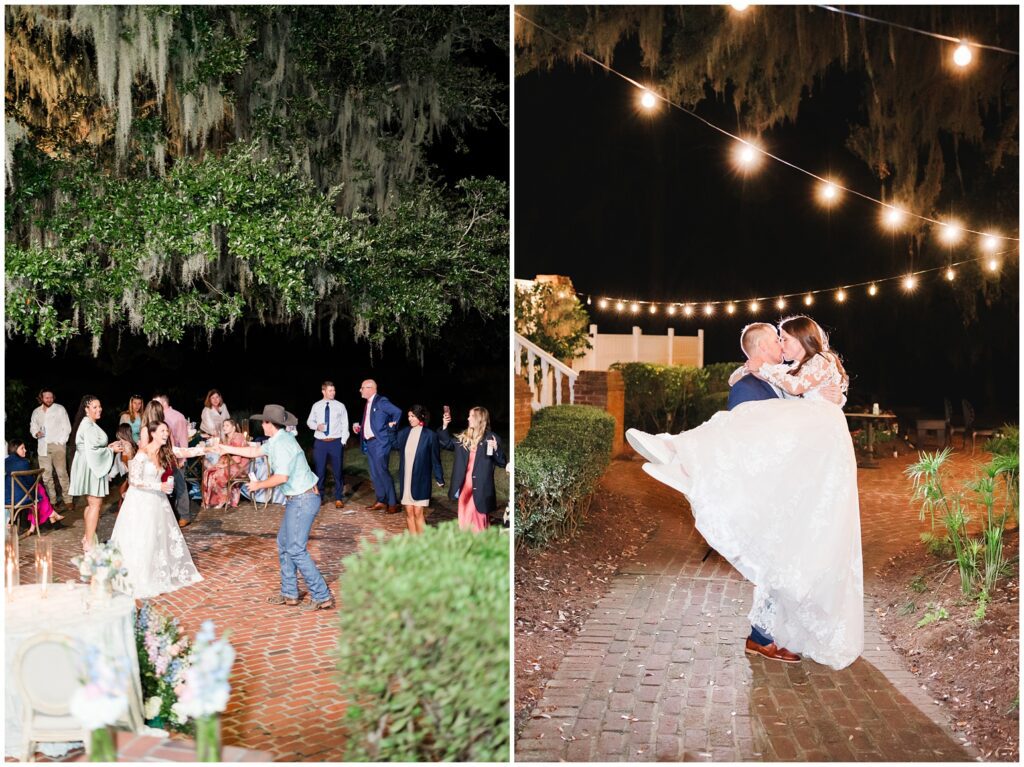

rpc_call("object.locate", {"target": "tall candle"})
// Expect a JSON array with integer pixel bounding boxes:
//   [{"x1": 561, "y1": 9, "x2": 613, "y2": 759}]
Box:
[
  {"x1": 40, "y1": 560, "x2": 49, "y2": 598},
  {"x1": 6, "y1": 557, "x2": 14, "y2": 597}
]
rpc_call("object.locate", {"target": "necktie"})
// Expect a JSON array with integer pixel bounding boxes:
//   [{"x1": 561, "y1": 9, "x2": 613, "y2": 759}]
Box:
[{"x1": 325, "y1": 402, "x2": 330, "y2": 437}]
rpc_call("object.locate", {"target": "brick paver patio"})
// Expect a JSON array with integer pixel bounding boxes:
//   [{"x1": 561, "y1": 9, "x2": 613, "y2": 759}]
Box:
[
  {"x1": 13, "y1": 474, "x2": 460, "y2": 762},
  {"x1": 516, "y1": 453, "x2": 985, "y2": 762}
]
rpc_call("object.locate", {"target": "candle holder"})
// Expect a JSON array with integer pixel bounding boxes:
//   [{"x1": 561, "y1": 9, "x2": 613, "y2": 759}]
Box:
[
  {"x1": 35, "y1": 537, "x2": 52, "y2": 598},
  {"x1": 5, "y1": 525, "x2": 20, "y2": 598}
]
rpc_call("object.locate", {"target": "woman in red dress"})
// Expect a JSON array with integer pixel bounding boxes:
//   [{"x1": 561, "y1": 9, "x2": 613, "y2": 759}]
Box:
[
  {"x1": 201, "y1": 418, "x2": 250, "y2": 508},
  {"x1": 438, "y1": 406, "x2": 507, "y2": 532}
]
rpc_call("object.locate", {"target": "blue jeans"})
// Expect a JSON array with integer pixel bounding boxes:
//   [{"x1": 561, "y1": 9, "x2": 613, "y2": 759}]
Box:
[
  {"x1": 277, "y1": 491, "x2": 331, "y2": 602},
  {"x1": 312, "y1": 439, "x2": 344, "y2": 501}
]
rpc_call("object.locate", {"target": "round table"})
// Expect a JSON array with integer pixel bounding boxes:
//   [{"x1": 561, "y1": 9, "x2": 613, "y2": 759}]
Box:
[
  {"x1": 844, "y1": 412, "x2": 899, "y2": 468},
  {"x1": 5, "y1": 583, "x2": 146, "y2": 760}
]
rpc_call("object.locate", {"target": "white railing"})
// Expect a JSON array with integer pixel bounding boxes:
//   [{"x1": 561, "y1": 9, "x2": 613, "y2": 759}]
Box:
[{"x1": 515, "y1": 333, "x2": 578, "y2": 411}]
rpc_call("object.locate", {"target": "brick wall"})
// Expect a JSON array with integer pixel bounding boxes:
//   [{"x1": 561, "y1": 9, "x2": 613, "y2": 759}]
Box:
[
  {"x1": 574, "y1": 370, "x2": 626, "y2": 457},
  {"x1": 514, "y1": 375, "x2": 532, "y2": 444}
]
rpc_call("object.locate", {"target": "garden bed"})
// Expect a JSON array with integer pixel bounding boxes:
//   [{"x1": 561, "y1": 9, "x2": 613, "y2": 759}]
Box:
[
  {"x1": 871, "y1": 529, "x2": 1019, "y2": 761},
  {"x1": 513, "y1": 476, "x2": 657, "y2": 736}
]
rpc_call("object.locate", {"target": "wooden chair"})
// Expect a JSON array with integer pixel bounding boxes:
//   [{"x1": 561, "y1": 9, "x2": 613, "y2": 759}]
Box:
[
  {"x1": 945, "y1": 398, "x2": 967, "y2": 448},
  {"x1": 962, "y1": 400, "x2": 997, "y2": 454},
  {"x1": 14, "y1": 633, "x2": 91, "y2": 761},
  {"x1": 227, "y1": 460, "x2": 266, "y2": 512},
  {"x1": 5, "y1": 469, "x2": 44, "y2": 538}
]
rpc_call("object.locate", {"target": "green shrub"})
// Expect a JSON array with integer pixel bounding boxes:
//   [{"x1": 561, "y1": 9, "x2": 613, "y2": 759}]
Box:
[
  {"x1": 612, "y1": 362, "x2": 708, "y2": 432},
  {"x1": 336, "y1": 525, "x2": 509, "y2": 762},
  {"x1": 703, "y1": 361, "x2": 743, "y2": 394},
  {"x1": 515, "y1": 405, "x2": 614, "y2": 547},
  {"x1": 692, "y1": 391, "x2": 730, "y2": 426}
]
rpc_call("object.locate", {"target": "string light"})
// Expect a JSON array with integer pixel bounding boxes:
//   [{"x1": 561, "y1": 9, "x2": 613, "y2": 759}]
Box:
[
  {"x1": 648, "y1": 304, "x2": 657, "y2": 314},
  {"x1": 903, "y1": 275, "x2": 917, "y2": 291},
  {"x1": 587, "y1": 296, "x2": 592, "y2": 305},
  {"x1": 987, "y1": 258, "x2": 1000, "y2": 272},
  {"x1": 835, "y1": 289, "x2": 847, "y2": 302},
  {"x1": 882, "y1": 205, "x2": 906, "y2": 229},
  {"x1": 945, "y1": 267, "x2": 956, "y2": 281},
  {"x1": 868, "y1": 284, "x2": 879, "y2": 296},
  {"x1": 630, "y1": 302, "x2": 640, "y2": 314},
  {"x1": 616, "y1": 301, "x2": 624, "y2": 312},
  {"x1": 953, "y1": 41, "x2": 973, "y2": 68},
  {"x1": 733, "y1": 139, "x2": 762, "y2": 172},
  {"x1": 514, "y1": 12, "x2": 1020, "y2": 246},
  {"x1": 730, "y1": 3, "x2": 750, "y2": 11},
  {"x1": 981, "y1": 233, "x2": 1000, "y2": 252},
  {"x1": 775, "y1": 297, "x2": 786, "y2": 310},
  {"x1": 703, "y1": 304, "x2": 715, "y2": 316},
  {"x1": 939, "y1": 222, "x2": 963, "y2": 245},
  {"x1": 667, "y1": 305, "x2": 677, "y2": 315},
  {"x1": 749, "y1": 300, "x2": 760, "y2": 313},
  {"x1": 683, "y1": 305, "x2": 694, "y2": 317},
  {"x1": 599, "y1": 298, "x2": 608, "y2": 309},
  {"x1": 726, "y1": 303, "x2": 736, "y2": 315},
  {"x1": 803, "y1": 294, "x2": 814, "y2": 306}
]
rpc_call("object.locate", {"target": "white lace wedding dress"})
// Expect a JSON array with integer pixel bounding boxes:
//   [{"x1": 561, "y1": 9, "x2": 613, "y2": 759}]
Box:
[
  {"x1": 109, "y1": 452, "x2": 203, "y2": 599},
  {"x1": 646, "y1": 354, "x2": 863, "y2": 669}
]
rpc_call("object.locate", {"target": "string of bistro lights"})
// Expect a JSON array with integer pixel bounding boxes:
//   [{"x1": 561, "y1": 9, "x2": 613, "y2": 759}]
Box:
[
  {"x1": 516, "y1": 9, "x2": 1020, "y2": 248},
  {"x1": 575, "y1": 251, "x2": 1016, "y2": 318}
]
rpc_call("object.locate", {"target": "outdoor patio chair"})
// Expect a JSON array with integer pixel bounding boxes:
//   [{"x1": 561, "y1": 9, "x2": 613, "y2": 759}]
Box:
[
  {"x1": 226, "y1": 463, "x2": 267, "y2": 513},
  {"x1": 5, "y1": 468, "x2": 44, "y2": 538},
  {"x1": 962, "y1": 400, "x2": 997, "y2": 454},
  {"x1": 14, "y1": 632, "x2": 91, "y2": 761},
  {"x1": 944, "y1": 398, "x2": 967, "y2": 448}
]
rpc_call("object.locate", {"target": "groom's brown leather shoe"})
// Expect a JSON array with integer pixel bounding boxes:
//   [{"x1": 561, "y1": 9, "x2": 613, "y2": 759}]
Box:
[
  {"x1": 744, "y1": 638, "x2": 801, "y2": 663},
  {"x1": 367, "y1": 501, "x2": 387, "y2": 511}
]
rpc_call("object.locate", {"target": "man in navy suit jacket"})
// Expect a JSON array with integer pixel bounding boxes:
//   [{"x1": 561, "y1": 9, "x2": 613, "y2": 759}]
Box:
[{"x1": 353, "y1": 379, "x2": 403, "y2": 513}]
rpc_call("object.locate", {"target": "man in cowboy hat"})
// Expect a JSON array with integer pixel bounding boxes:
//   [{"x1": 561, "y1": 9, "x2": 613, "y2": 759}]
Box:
[{"x1": 209, "y1": 404, "x2": 334, "y2": 610}]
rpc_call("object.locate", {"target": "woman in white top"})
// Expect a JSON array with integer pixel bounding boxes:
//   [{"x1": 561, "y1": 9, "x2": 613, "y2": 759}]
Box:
[
  {"x1": 200, "y1": 390, "x2": 231, "y2": 439},
  {"x1": 634, "y1": 316, "x2": 862, "y2": 670}
]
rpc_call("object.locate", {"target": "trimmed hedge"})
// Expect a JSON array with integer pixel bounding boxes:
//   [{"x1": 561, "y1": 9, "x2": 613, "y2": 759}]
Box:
[
  {"x1": 514, "y1": 405, "x2": 615, "y2": 547},
  {"x1": 613, "y1": 361, "x2": 743, "y2": 432},
  {"x1": 336, "y1": 524, "x2": 509, "y2": 762}
]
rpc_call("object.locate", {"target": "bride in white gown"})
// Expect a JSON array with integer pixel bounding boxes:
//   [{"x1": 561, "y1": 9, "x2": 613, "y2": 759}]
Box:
[
  {"x1": 631, "y1": 316, "x2": 863, "y2": 670},
  {"x1": 109, "y1": 421, "x2": 204, "y2": 599}
]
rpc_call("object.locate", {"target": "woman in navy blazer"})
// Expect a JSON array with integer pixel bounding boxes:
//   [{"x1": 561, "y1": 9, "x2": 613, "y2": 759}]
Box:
[
  {"x1": 394, "y1": 405, "x2": 444, "y2": 534},
  {"x1": 438, "y1": 406, "x2": 507, "y2": 532}
]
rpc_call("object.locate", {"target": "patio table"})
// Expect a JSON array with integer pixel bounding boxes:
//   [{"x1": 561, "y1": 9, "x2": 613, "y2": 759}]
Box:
[{"x1": 845, "y1": 411, "x2": 899, "y2": 469}]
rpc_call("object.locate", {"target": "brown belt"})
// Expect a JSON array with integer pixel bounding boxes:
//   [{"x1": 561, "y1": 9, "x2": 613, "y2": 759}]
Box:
[{"x1": 320, "y1": 437, "x2": 339, "y2": 442}]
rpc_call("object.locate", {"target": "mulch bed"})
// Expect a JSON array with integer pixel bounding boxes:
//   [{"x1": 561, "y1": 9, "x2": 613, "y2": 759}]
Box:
[
  {"x1": 513, "y1": 486, "x2": 658, "y2": 737},
  {"x1": 871, "y1": 528, "x2": 1020, "y2": 762}
]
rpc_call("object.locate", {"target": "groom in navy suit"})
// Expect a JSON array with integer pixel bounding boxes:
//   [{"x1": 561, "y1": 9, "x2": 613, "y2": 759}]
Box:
[{"x1": 353, "y1": 379, "x2": 403, "y2": 513}]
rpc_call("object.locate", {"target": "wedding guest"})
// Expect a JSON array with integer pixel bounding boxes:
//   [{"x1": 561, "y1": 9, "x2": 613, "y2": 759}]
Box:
[
  {"x1": 112, "y1": 424, "x2": 138, "y2": 510},
  {"x1": 119, "y1": 395, "x2": 145, "y2": 444},
  {"x1": 6, "y1": 439, "x2": 61, "y2": 533},
  {"x1": 200, "y1": 390, "x2": 231, "y2": 439},
  {"x1": 202, "y1": 418, "x2": 250, "y2": 509},
  {"x1": 210, "y1": 405, "x2": 335, "y2": 611},
  {"x1": 353, "y1": 379, "x2": 402, "y2": 513},
  {"x1": 68, "y1": 396, "x2": 124, "y2": 550},
  {"x1": 28, "y1": 388, "x2": 72, "y2": 510},
  {"x1": 395, "y1": 405, "x2": 444, "y2": 535},
  {"x1": 306, "y1": 380, "x2": 349, "y2": 509},
  {"x1": 439, "y1": 406, "x2": 507, "y2": 533},
  {"x1": 139, "y1": 399, "x2": 165, "y2": 447},
  {"x1": 153, "y1": 393, "x2": 192, "y2": 528}
]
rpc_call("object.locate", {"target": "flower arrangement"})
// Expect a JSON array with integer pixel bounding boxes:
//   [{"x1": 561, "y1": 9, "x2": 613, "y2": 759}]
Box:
[
  {"x1": 69, "y1": 643, "x2": 129, "y2": 762},
  {"x1": 172, "y1": 621, "x2": 235, "y2": 762},
  {"x1": 135, "y1": 602, "x2": 193, "y2": 730},
  {"x1": 70, "y1": 541, "x2": 130, "y2": 593}
]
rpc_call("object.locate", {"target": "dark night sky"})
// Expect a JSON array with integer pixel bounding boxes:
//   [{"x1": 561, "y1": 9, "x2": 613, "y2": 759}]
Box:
[
  {"x1": 516, "y1": 31, "x2": 1019, "y2": 423},
  {"x1": 4, "y1": 31, "x2": 510, "y2": 443}
]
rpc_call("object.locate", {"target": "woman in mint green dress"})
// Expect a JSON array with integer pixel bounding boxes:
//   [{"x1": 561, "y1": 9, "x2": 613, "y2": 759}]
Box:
[{"x1": 69, "y1": 395, "x2": 124, "y2": 551}]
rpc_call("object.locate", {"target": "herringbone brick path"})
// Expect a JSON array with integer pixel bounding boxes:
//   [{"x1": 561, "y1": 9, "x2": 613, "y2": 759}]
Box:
[
  {"x1": 17, "y1": 477, "x2": 459, "y2": 761},
  {"x1": 516, "y1": 454, "x2": 984, "y2": 762}
]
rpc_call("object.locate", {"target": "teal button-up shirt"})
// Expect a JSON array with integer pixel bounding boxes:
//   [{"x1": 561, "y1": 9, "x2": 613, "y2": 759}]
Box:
[{"x1": 262, "y1": 430, "x2": 317, "y2": 496}]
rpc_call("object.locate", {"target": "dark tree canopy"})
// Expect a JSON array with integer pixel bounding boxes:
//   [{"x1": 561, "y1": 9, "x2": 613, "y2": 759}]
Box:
[{"x1": 6, "y1": 5, "x2": 509, "y2": 354}]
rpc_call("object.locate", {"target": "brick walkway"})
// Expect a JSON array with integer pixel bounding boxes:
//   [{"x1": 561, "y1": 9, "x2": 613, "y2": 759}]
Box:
[
  {"x1": 14, "y1": 474, "x2": 461, "y2": 762},
  {"x1": 516, "y1": 454, "x2": 985, "y2": 762}
]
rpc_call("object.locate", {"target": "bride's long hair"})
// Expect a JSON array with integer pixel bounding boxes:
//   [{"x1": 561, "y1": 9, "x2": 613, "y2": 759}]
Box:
[
  {"x1": 779, "y1": 316, "x2": 848, "y2": 387},
  {"x1": 144, "y1": 420, "x2": 176, "y2": 473}
]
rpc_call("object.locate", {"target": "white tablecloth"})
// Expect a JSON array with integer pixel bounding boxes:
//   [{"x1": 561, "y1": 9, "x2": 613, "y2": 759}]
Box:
[
  {"x1": 5, "y1": 583, "x2": 146, "y2": 759},
  {"x1": 240, "y1": 455, "x2": 287, "y2": 505}
]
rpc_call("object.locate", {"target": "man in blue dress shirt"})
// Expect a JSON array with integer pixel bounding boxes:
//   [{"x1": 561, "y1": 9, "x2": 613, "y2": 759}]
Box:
[{"x1": 306, "y1": 380, "x2": 349, "y2": 509}]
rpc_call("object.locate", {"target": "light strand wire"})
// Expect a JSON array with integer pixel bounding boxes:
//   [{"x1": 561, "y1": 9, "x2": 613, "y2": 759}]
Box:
[{"x1": 515, "y1": 11, "x2": 1020, "y2": 242}]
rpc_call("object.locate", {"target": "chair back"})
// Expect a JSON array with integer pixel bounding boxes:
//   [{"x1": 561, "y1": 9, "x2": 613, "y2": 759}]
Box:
[
  {"x1": 14, "y1": 632, "x2": 80, "y2": 716},
  {"x1": 943, "y1": 398, "x2": 953, "y2": 425},
  {"x1": 962, "y1": 400, "x2": 977, "y2": 431},
  {"x1": 6, "y1": 469, "x2": 43, "y2": 527}
]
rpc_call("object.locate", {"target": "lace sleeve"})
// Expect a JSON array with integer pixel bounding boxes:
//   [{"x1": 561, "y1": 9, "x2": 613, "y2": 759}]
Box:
[
  {"x1": 727, "y1": 365, "x2": 748, "y2": 387},
  {"x1": 128, "y1": 455, "x2": 165, "y2": 491},
  {"x1": 758, "y1": 357, "x2": 834, "y2": 396},
  {"x1": 172, "y1": 445, "x2": 206, "y2": 459}
]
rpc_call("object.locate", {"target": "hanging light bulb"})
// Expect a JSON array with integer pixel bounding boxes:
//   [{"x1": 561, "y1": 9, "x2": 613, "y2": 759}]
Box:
[
  {"x1": 667, "y1": 305, "x2": 677, "y2": 316},
  {"x1": 981, "y1": 233, "x2": 1000, "y2": 252},
  {"x1": 639, "y1": 89, "x2": 657, "y2": 110},
  {"x1": 599, "y1": 298, "x2": 609, "y2": 309},
  {"x1": 616, "y1": 301, "x2": 625, "y2": 312},
  {"x1": 945, "y1": 267, "x2": 956, "y2": 281},
  {"x1": 730, "y1": 3, "x2": 750, "y2": 11},
  {"x1": 987, "y1": 258, "x2": 1000, "y2": 272},
  {"x1": 868, "y1": 284, "x2": 878, "y2": 297},
  {"x1": 749, "y1": 300, "x2": 760, "y2": 313},
  {"x1": 726, "y1": 303, "x2": 736, "y2": 315},
  {"x1": 630, "y1": 303, "x2": 640, "y2": 314},
  {"x1": 953, "y1": 41, "x2": 973, "y2": 68},
  {"x1": 803, "y1": 294, "x2": 814, "y2": 306},
  {"x1": 835, "y1": 289, "x2": 847, "y2": 303},
  {"x1": 939, "y1": 222, "x2": 963, "y2": 245},
  {"x1": 817, "y1": 180, "x2": 840, "y2": 206},
  {"x1": 703, "y1": 304, "x2": 715, "y2": 316},
  {"x1": 683, "y1": 305, "x2": 694, "y2": 317},
  {"x1": 587, "y1": 296, "x2": 592, "y2": 305},
  {"x1": 733, "y1": 139, "x2": 762, "y2": 173},
  {"x1": 903, "y1": 275, "x2": 917, "y2": 291},
  {"x1": 882, "y1": 206, "x2": 906, "y2": 229},
  {"x1": 648, "y1": 304, "x2": 657, "y2": 314},
  {"x1": 775, "y1": 297, "x2": 786, "y2": 310}
]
